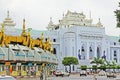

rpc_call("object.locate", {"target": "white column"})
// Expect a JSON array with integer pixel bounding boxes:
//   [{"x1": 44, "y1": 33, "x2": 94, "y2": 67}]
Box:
[
  {"x1": 106, "y1": 48, "x2": 109, "y2": 61},
  {"x1": 118, "y1": 49, "x2": 120, "y2": 64},
  {"x1": 117, "y1": 49, "x2": 119, "y2": 64},
  {"x1": 94, "y1": 42, "x2": 97, "y2": 58},
  {"x1": 86, "y1": 42, "x2": 89, "y2": 60},
  {"x1": 111, "y1": 50, "x2": 113, "y2": 61}
]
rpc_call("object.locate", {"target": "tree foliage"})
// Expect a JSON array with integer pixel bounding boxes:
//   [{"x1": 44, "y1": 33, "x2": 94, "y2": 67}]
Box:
[
  {"x1": 110, "y1": 61, "x2": 117, "y2": 69},
  {"x1": 114, "y1": 2, "x2": 120, "y2": 28},
  {"x1": 62, "y1": 57, "x2": 79, "y2": 66},
  {"x1": 62, "y1": 57, "x2": 78, "y2": 73},
  {"x1": 90, "y1": 57, "x2": 104, "y2": 67},
  {"x1": 91, "y1": 57, "x2": 106, "y2": 71},
  {"x1": 81, "y1": 65, "x2": 87, "y2": 70}
]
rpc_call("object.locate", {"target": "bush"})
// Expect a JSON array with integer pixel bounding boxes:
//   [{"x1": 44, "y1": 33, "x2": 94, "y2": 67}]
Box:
[
  {"x1": 81, "y1": 65, "x2": 87, "y2": 70},
  {"x1": 99, "y1": 65, "x2": 106, "y2": 71},
  {"x1": 119, "y1": 39, "x2": 120, "y2": 42},
  {"x1": 92, "y1": 65, "x2": 97, "y2": 70}
]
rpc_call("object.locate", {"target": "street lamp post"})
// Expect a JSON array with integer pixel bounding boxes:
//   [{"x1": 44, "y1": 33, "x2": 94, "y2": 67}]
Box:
[{"x1": 6, "y1": 47, "x2": 10, "y2": 75}]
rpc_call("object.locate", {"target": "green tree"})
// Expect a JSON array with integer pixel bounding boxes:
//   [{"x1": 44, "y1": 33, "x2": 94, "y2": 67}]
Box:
[
  {"x1": 91, "y1": 57, "x2": 104, "y2": 67},
  {"x1": 117, "y1": 65, "x2": 120, "y2": 69},
  {"x1": 62, "y1": 57, "x2": 78, "y2": 73},
  {"x1": 110, "y1": 61, "x2": 117, "y2": 72},
  {"x1": 115, "y1": 2, "x2": 120, "y2": 42},
  {"x1": 103, "y1": 60, "x2": 110, "y2": 70},
  {"x1": 81, "y1": 65, "x2": 87, "y2": 70},
  {"x1": 90, "y1": 57, "x2": 105, "y2": 72},
  {"x1": 115, "y1": 2, "x2": 120, "y2": 28},
  {"x1": 99, "y1": 64, "x2": 106, "y2": 71}
]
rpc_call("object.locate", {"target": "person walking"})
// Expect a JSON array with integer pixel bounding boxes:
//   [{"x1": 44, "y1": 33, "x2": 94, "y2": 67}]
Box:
[{"x1": 40, "y1": 72, "x2": 43, "y2": 80}]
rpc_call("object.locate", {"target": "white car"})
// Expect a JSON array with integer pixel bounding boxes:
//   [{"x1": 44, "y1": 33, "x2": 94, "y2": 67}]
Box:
[
  {"x1": 55, "y1": 71, "x2": 64, "y2": 77},
  {"x1": 55, "y1": 71, "x2": 70, "y2": 77},
  {"x1": 98, "y1": 70, "x2": 106, "y2": 76},
  {"x1": 80, "y1": 70, "x2": 87, "y2": 76},
  {"x1": 0, "y1": 75, "x2": 16, "y2": 80},
  {"x1": 62, "y1": 71, "x2": 70, "y2": 76},
  {"x1": 106, "y1": 72, "x2": 116, "y2": 78}
]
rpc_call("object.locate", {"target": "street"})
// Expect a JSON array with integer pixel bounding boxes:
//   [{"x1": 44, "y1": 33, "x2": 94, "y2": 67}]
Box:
[{"x1": 16, "y1": 74, "x2": 120, "y2": 80}]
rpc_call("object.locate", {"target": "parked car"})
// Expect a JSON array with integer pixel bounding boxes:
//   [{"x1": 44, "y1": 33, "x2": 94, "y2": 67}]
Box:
[
  {"x1": 80, "y1": 70, "x2": 87, "y2": 76},
  {"x1": 55, "y1": 71, "x2": 70, "y2": 77},
  {"x1": 62, "y1": 71, "x2": 70, "y2": 76},
  {"x1": 0, "y1": 75, "x2": 16, "y2": 80},
  {"x1": 106, "y1": 72, "x2": 116, "y2": 78},
  {"x1": 98, "y1": 70, "x2": 106, "y2": 76},
  {"x1": 55, "y1": 71, "x2": 64, "y2": 77}
]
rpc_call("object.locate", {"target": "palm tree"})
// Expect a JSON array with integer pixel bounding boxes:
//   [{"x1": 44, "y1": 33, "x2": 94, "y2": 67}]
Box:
[
  {"x1": 110, "y1": 61, "x2": 117, "y2": 72},
  {"x1": 105, "y1": 60, "x2": 111, "y2": 70},
  {"x1": 91, "y1": 57, "x2": 105, "y2": 72},
  {"x1": 91, "y1": 57, "x2": 104, "y2": 66}
]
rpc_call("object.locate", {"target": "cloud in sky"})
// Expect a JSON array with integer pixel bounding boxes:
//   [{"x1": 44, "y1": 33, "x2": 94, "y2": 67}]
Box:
[{"x1": 0, "y1": 0, "x2": 119, "y2": 36}]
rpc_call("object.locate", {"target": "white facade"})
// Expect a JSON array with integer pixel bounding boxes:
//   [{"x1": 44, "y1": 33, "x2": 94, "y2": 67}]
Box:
[{"x1": 45, "y1": 11, "x2": 120, "y2": 72}]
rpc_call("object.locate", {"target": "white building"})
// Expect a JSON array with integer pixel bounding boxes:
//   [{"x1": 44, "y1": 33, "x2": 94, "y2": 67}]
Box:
[
  {"x1": 1, "y1": 10, "x2": 120, "y2": 73},
  {"x1": 45, "y1": 11, "x2": 120, "y2": 72}
]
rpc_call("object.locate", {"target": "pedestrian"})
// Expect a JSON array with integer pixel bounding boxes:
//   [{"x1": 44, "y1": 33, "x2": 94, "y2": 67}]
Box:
[
  {"x1": 40, "y1": 72, "x2": 43, "y2": 80},
  {"x1": 26, "y1": 69, "x2": 28, "y2": 76}
]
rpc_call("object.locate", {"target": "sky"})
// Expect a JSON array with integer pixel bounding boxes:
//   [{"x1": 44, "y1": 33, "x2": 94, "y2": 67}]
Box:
[{"x1": 0, "y1": 0, "x2": 119, "y2": 36}]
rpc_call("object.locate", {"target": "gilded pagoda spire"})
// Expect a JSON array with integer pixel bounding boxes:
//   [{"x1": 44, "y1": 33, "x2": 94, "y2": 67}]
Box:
[
  {"x1": 1, "y1": 22, "x2": 4, "y2": 33},
  {"x1": 21, "y1": 19, "x2": 26, "y2": 36}
]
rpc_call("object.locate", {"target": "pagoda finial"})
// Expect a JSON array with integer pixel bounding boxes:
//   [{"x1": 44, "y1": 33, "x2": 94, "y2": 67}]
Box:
[
  {"x1": 7, "y1": 10, "x2": 9, "y2": 18},
  {"x1": 67, "y1": 10, "x2": 71, "y2": 14},
  {"x1": 99, "y1": 18, "x2": 101, "y2": 22},
  {"x1": 23, "y1": 19, "x2": 26, "y2": 30},
  {"x1": 96, "y1": 18, "x2": 103, "y2": 27},
  {"x1": 21, "y1": 19, "x2": 26, "y2": 36},
  {"x1": 89, "y1": 11, "x2": 91, "y2": 19},
  {"x1": 63, "y1": 13, "x2": 64, "y2": 17},
  {"x1": 50, "y1": 17, "x2": 52, "y2": 22}
]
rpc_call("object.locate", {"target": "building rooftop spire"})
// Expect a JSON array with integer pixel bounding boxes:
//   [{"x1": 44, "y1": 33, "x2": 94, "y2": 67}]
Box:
[
  {"x1": 50, "y1": 17, "x2": 52, "y2": 22},
  {"x1": 7, "y1": 10, "x2": 9, "y2": 18},
  {"x1": 47, "y1": 17, "x2": 55, "y2": 30},
  {"x1": 96, "y1": 18, "x2": 103, "y2": 27},
  {"x1": 3, "y1": 11, "x2": 16, "y2": 26},
  {"x1": 21, "y1": 19, "x2": 26, "y2": 36}
]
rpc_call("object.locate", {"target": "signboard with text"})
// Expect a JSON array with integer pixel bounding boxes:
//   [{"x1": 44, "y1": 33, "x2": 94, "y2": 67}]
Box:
[{"x1": 5, "y1": 62, "x2": 10, "y2": 66}]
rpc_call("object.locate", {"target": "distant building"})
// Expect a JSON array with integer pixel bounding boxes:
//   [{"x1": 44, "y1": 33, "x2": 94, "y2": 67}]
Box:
[{"x1": 45, "y1": 11, "x2": 120, "y2": 72}]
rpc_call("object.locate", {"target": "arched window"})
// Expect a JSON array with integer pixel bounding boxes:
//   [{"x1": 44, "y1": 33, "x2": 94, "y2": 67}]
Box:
[
  {"x1": 97, "y1": 47, "x2": 100, "y2": 58},
  {"x1": 114, "y1": 53, "x2": 117, "y2": 57},
  {"x1": 89, "y1": 47, "x2": 92, "y2": 52},
  {"x1": 53, "y1": 39, "x2": 56, "y2": 42},
  {"x1": 81, "y1": 46, "x2": 84, "y2": 52},
  {"x1": 114, "y1": 42, "x2": 116, "y2": 45},
  {"x1": 114, "y1": 53, "x2": 117, "y2": 62},
  {"x1": 114, "y1": 50, "x2": 116, "y2": 54},
  {"x1": 73, "y1": 65, "x2": 74, "y2": 71},
  {"x1": 53, "y1": 48, "x2": 56, "y2": 54}
]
